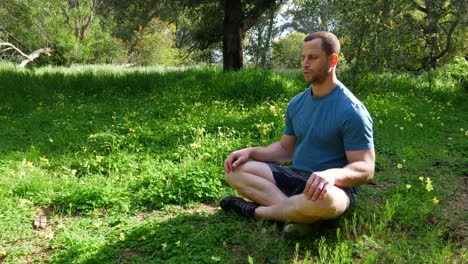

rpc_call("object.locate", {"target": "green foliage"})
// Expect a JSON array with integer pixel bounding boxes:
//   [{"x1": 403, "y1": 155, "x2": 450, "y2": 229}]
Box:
[
  {"x1": 285, "y1": 0, "x2": 466, "y2": 73},
  {"x1": 0, "y1": 65, "x2": 466, "y2": 263},
  {"x1": 272, "y1": 32, "x2": 306, "y2": 69},
  {"x1": 132, "y1": 18, "x2": 180, "y2": 66},
  {"x1": 0, "y1": 0, "x2": 127, "y2": 65},
  {"x1": 245, "y1": 7, "x2": 281, "y2": 68}
]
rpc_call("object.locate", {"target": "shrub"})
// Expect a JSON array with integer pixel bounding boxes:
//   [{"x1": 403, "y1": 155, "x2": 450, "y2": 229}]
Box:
[{"x1": 132, "y1": 18, "x2": 179, "y2": 66}]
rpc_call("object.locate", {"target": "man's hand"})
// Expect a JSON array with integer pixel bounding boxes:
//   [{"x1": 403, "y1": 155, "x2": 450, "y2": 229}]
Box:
[
  {"x1": 224, "y1": 148, "x2": 253, "y2": 173},
  {"x1": 304, "y1": 171, "x2": 335, "y2": 201}
]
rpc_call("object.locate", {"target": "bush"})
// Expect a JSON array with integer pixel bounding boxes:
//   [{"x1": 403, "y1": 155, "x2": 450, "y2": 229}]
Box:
[
  {"x1": 272, "y1": 32, "x2": 306, "y2": 69},
  {"x1": 132, "y1": 18, "x2": 179, "y2": 66}
]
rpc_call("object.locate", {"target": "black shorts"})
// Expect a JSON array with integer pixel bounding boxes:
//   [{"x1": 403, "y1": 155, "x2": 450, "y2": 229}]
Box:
[{"x1": 266, "y1": 163, "x2": 356, "y2": 207}]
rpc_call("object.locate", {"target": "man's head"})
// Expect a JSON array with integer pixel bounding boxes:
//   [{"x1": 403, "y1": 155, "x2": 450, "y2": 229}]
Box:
[
  {"x1": 304, "y1": 31, "x2": 340, "y2": 57},
  {"x1": 301, "y1": 31, "x2": 340, "y2": 84}
]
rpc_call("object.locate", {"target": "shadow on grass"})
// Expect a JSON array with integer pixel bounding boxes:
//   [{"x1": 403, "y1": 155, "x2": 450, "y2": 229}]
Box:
[{"x1": 48, "y1": 208, "x2": 350, "y2": 264}]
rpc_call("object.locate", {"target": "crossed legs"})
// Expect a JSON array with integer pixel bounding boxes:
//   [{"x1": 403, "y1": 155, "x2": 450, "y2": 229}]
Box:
[{"x1": 224, "y1": 160, "x2": 350, "y2": 223}]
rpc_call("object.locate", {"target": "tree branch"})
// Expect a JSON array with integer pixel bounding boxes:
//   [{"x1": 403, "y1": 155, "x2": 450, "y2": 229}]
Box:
[
  {"x1": 0, "y1": 28, "x2": 29, "y2": 52},
  {"x1": 412, "y1": 0, "x2": 427, "y2": 13},
  {"x1": 242, "y1": 0, "x2": 282, "y2": 32},
  {"x1": 432, "y1": 19, "x2": 459, "y2": 60},
  {"x1": 0, "y1": 42, "x2": 52, "y2": 68},
  {"x1": 19, "y1": 48, "x2": 53, "y2": 67},
  {"x1": 0, "y1": 42, "x2": 30, "y2": 58}
]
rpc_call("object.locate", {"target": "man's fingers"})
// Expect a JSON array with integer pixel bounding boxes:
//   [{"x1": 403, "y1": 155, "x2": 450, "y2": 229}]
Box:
[
  {"x1": 304, "y1": 175, "x2": 317, "y2": 199},
  {"x1": 311, "y1": 182, "x2": 324, "y2": 200},
  {"x1": 232, "y1": 156, "x2": 246, "y2": 168},
  {"x1": 304, "y1": 181, "x2": 310, "y2": 195},
  {"x1": 318, "y1": 183, "x2": 329, "y2": 200},
  {"x1": 224, "y1": 161, "x2": 231, "y2": 173},
  {"x1": 224, "y1": 155, "x2": 235, "y2": 173}
]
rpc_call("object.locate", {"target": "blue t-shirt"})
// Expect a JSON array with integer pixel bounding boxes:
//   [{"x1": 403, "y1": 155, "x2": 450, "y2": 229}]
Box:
[{"x1": 284, "y1": 82, "x2": 374, "y2": 174}]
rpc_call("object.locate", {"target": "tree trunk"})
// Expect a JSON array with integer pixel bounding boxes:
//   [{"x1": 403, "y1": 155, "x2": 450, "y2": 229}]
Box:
[
  {"x1": 260, "y1": 8, "x2": 275, "y2": 68},
  {"x1": 223, "y1": 0, "x2": 243, "y2": 71},
  {"x1": 424, "y1": 0, "x2": 439, "y2": 69}
]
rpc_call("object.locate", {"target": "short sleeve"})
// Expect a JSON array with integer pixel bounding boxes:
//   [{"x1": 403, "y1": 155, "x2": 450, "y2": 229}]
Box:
[
  {"x1": 342, "y1": 104, "x2": 374, "y2": 151},
  {"x1": 284, "y1": 105, "x2": 295, "y2": 136}
]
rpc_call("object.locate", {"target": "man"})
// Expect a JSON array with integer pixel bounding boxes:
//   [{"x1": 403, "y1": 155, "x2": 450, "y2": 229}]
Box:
[{"x1": 220, "y1": 31, "x2": 375, "y2": 232}]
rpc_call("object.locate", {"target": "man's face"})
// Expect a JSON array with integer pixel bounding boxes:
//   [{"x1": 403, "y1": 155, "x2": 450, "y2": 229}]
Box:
[{"x1": 301, "y1": 39, "x2": 331, "y2": 84}]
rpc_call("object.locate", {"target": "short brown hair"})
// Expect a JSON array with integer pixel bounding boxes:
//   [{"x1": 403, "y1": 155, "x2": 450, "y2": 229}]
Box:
[{"x1": 304, "y1": 31, "x2": 340, "y2": 56}]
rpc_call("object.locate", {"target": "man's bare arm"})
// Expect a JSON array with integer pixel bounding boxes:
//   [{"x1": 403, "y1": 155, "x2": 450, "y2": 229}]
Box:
[
  {"x1": 224, "y1": 135, "x2": 296, "y2": 173},
  {"x1": 332, "y1": 148, "x2": 375, "y2": 187},
  {"x1": 304, "y1": 148, "x2": 375, "y2": 200}
]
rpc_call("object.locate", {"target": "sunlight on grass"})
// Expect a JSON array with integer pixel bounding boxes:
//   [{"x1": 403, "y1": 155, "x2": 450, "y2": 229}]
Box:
[{"x1": 0, "y1": 63, "x2": 466, "y2": 263}]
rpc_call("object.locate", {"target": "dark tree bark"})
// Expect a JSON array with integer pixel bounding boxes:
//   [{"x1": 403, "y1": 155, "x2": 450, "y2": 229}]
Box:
[
  {"x1": 223, "y1": 0, "x2": 243, "y2": 71},
  {"x1": 223, "y1": 0, "x2": 281, "y2": 71}
]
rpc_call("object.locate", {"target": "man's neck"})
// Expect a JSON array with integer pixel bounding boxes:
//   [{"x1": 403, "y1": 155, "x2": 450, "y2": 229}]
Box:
[{"x1": 311, "y1": 75, "x2": 339, "y2": 97}]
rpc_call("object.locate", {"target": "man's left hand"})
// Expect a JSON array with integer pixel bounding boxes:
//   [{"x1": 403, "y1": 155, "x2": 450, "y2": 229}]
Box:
[{"x1": 304, "y1": 171, "x2": 335, "y2": 201}]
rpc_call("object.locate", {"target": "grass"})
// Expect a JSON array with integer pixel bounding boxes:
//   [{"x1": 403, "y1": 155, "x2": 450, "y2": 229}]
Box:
[{"x1": 0, "y1": 60, "x2": 467, "y2": 263}]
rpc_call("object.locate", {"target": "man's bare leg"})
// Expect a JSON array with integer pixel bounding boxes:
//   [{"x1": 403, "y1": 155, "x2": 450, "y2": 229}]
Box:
[
  {"x1": 254, "y1": 187, "x2": 350, "y2": 223},
  {"x1": 224, "y1": 161, "x2": 350, "y2": 223},
  {"x1": 225, "y1": 160, "x2": 287, "y2": 206}
]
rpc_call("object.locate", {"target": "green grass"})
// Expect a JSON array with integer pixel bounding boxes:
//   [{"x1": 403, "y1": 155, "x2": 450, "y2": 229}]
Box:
[{"x1": 0, "y1": 61, "x2": 466, "y2": 263}]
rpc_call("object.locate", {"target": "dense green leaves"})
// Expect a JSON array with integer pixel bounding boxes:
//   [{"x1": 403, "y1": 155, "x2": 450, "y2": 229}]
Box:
[
  {"x1": 281, "y1": 0, "x2": 466, "y2": 72},
  {"x1": 272, "y1": 32, "x2": 306, "y2": 68},
  {"x1": 0, "y1": 0, "x2": 465, "y2": 70},
  {"x1": 132, "y1": 18, "x2": 179, "y2": 66}
]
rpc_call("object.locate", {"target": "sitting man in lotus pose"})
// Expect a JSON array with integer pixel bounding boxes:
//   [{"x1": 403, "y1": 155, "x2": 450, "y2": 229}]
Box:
[{"x1": 220, "y1": 31, "x2": 375, "y2": 234}]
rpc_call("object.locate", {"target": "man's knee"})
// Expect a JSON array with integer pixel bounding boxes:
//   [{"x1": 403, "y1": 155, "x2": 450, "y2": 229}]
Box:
[
  {"x1": 224, "y1": 161, "x2": 250, "y2": 187},
  {"x1": 296, "y1": 188, "x2": 349, "y2": 219},
  {"x1": 224, "y1": 161, "x2": 274, "y2": 186}
]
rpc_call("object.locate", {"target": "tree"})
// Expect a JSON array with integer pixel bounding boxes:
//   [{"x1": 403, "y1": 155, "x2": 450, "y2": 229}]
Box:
[
  {"x1": 410, "y1": 0, "x2": 466, "y2": 69},
  {"x1": 281, "y1": 0, "x2": 336, "y2": 34},
  {"x1": 223, "y1": 0, "x2": 283, "y2": 71},
  {"x1": 0, "y1": 0, "x2": 128, "y2": 65},
  {"x1": 272, "y1": 32, "x2": 306, "y2": 68},
  {"x1": 132, "y1": 18, "x2": 179, "y2": 66},
  {"x1": 245, "y1": 6, "x2": 281, "y2": 68}
]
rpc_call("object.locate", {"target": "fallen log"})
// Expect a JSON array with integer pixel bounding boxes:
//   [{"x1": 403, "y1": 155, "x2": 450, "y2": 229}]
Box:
[{"x1": 0, "y1": 41, "x2": 53, "y2": 68}]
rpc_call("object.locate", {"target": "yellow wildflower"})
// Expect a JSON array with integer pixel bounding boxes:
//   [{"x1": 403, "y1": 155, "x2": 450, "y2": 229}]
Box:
[
  {"x1": 406, "y1": 184, "x2": 411, "y2": 189},
  {"x1": 397, "y1": 163, "x2": 403, "y2": 169},
  {"x1": 425, "y1": 177, "x2": 434, "y2": 192},
  {"x1": 432, "y1": 197, "x2": 439, "y2": 205}
]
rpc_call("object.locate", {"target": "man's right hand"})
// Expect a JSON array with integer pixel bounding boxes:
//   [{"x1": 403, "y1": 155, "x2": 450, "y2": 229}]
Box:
[{"x1": 224, "y1": 148, "x2": 255, "y2": 173}]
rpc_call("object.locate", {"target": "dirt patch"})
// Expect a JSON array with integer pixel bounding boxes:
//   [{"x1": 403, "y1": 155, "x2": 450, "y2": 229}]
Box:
[
  {"x1": 119, "y1": 247, "x2": 143, "y2": 262},
  {"x1": 20, "y1": 243, "x2": 51, "y2": 264},
  {"x1": 443, "y1": 174, "x2": 468, "y2": 245},
  {"x1": 186, "y1": 203, "x2": 218, "y2": 215},
  {"x1": 367, "y1": 179, "x2": 396, "y2": 191},
  {"x1": 33, "y1": 206, "x2": 53, "y2": 230}
]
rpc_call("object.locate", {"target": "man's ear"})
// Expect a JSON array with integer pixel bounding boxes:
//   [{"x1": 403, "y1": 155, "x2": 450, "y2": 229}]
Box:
[{"x1": 330, "y1": 54, "x2": 339, "y2": 68}]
